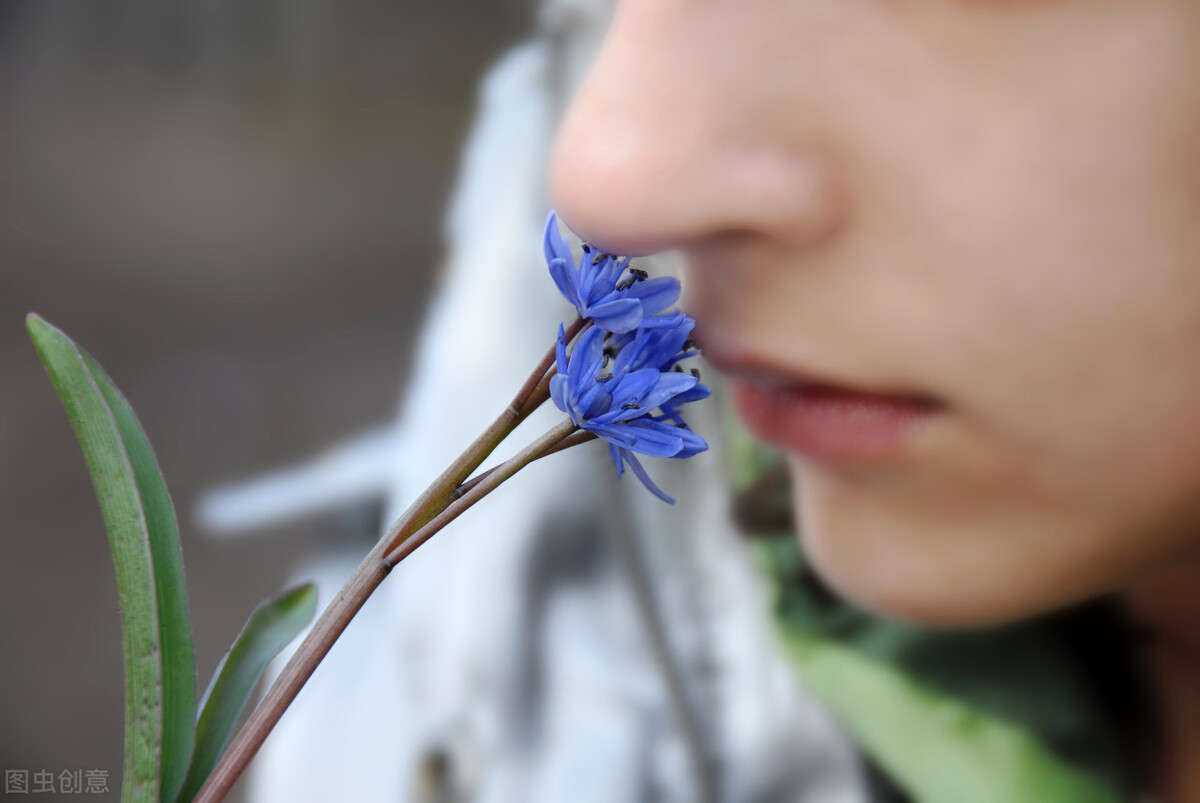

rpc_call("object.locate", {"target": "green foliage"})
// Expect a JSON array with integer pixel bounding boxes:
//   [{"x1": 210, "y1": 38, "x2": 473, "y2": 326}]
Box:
[
  {"x1": 178, "y1": 584, "x2": 317, "y2": 802},
  {"x1": 28, "y1": 314, "x2": 318, "y2": 802},
  {"x1": 28, "y1": 314, "x2": 197, "y2": 802},
  {"x1": 756, "y1": 536, "x2": 1129, "y2": 803}
]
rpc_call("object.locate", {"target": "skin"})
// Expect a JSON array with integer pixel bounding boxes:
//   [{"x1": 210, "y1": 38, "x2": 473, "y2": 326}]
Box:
[{"x1": 550, "y1": 1, "x2": 1200, "y2": 797}]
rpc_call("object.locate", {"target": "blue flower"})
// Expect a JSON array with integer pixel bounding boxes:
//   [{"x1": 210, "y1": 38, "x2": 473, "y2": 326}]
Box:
[
  {"x1": 544, "y1": 211, "x2": 680, "y2": 334},
  {"x1": 549, "y1": 321, "x2": 709, "y2": 503},
  {"x1": 608, "y1": 315, "x2": 711, "y2": 425}
]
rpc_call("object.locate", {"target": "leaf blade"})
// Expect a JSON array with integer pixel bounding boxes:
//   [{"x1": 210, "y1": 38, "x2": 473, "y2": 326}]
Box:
[
  {"x1": 178, "y1": 583, "x2": 317, "y2": 802},
  {"x1": 82, "y1": 351, "x2": 198, "y2": 803},
  {"x1": 27, "y1": 314, "x2": 177, "y2": 802}
]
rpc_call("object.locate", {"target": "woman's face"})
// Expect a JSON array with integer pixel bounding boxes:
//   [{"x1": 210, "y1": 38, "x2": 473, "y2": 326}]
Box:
[{"x1": 550, "y1": 0, "x2": 1200, "y2": 626}]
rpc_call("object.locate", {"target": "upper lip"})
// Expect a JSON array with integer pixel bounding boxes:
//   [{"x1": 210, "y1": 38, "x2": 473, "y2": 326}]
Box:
[{"x1": 699, "y1": 338, "x2": 942, "y2": 404}]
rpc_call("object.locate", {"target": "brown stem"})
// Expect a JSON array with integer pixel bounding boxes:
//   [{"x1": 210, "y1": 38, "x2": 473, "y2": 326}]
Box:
[
  {"x1": 384, "y1": 420, "x2": 578, "y2": 565},
  {"x1": 508, "y1": 316, "x2": 586, "y2": 417},
  {"x1": 191, "y1": 321, "x2": 588, "y2": 803},
  {"x1": 191, "y1": 542, "x2": 392, "y2": 803},
  {"x1": 456, "y1": 430, "x2": 598, "y2": 499},
  {"x1": 192, "y1": 421, "x2": 582, "y2": 803}
]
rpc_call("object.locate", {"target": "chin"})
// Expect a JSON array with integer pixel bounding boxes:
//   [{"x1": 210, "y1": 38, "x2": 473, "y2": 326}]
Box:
[{"x1": 791, "y1": 464, "x2": 1083, "y2": 630}]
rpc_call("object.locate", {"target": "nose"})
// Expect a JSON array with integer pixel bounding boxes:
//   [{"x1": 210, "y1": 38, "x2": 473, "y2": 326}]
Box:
[{"x1": 549, "y1": 1, "x2": 844, "y2": 257}]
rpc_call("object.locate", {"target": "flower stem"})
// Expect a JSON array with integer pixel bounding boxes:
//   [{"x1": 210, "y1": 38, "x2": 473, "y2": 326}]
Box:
[
  {"x1": 384, "y1": 420, "x2": 579, "y2": 565},
  {"x1": 455, "y1": 430, "x2": 597, "y2": 499},
  {"x1": 193, "y1": 337, "x2": 583, "y2": 803},
  {"x1": 509, "y1": 316, "x2": 586, "y2": 417},
  {"x1": 378, "y1": 314, "x2": 584, "y2": 556}
]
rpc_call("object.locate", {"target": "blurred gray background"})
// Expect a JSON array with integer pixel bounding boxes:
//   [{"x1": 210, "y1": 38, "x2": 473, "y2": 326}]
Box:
[{"x1": 0, "y1": 1, "x2": 530, "y2": 798}]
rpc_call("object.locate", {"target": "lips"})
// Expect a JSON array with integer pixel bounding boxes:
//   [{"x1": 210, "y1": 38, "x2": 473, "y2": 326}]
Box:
[{"x1": 704, "y1": 345, "x2": 945, "y2": 462}]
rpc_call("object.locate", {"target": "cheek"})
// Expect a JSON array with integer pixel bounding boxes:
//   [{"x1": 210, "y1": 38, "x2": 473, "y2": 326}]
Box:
[{"x1": 816, "y1": 39, "x2": 1200, "y2": 627}]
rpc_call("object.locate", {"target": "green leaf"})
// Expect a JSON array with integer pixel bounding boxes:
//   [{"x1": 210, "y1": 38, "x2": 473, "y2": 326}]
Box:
[
  {"x1": 775, "y1": 631, "x2": 1124, "y2": 803},
  {"x1": 177, "y1": 583, "x2": 317, "y2": 802},
  {"x1": 27, "y1": 314, "x2": 197, "y2": 803}
]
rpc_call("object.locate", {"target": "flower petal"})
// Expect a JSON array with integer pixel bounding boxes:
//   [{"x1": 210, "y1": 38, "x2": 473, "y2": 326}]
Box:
[
  {"x1": 620, "y1": 419, "x2": 686, "y2": 457},
  {"x1": 543, "y1": 211, "x2": 573, "y2": 266},
  {"x1": 638, "y1": 372, "x2": 700, "y2": 412},
  {"x1": 612, "y1": 332, "x2": 650, "y2": 378},
  {"x1": 549, "y1": 374, "x2": 570, "y2": 417},
  {"x1": 637, "y1": 312, "x2": 688, "y2": 330},
  {"x1": 610, "y1": 368, "x2": 661, "y2": 404},
  {"x1": 548, "y1": 257, "x2": 580, "y2": 308},
  {"x1": 625, "y1": 276, "x2": 681, "y2": 316},
  {"x1": 609, "y1": 444, "x2": 625, "y2": 476},
  {"x1": 577, "y1": 383, "x2": 613, "y2": 420},
  {"x1": 584, "y1": 256, "x2": 624, "y2": 306},
  {"x1": 556, "y1": 323, "x2": 570, "y2": 372},
  {"x1": 585, "y1": 298, "x2": 643, "y2": 334},
  {"x1": 623, "y1": 451, "x2": 676, "y2": 504},
  {"x1": 652, "y1": 318, "x2": 695, "y2": 365},
  {"x1": 584, "y1": 421, "x2": 639, "y2": 448},
  {"x1": 672, "y1": 427, "x2": 709, "y2": 458},
  {"x1": 568, "y1": 326, "x2": 606, "y2": 388},
  {"x1": 670, "y1": 382, "x2": 711, "y2": 405}
]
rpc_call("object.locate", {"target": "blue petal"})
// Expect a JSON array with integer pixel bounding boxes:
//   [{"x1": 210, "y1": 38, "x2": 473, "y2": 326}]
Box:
[
  {"x1": 612, "y1": 331, "x2": 650, "y2": 378},
  {"x1": 595, "y1": 373, "x2": 669, "y2": 424},
  {"x1": 586, "y1": 298, "x2": 643, "y2": 333},
  {"x1": 584, "y1": 421, "x2": 639, "y2": 448},
  {"x1": 670, "y1": 382, "x2": 711, "y2": 404},
  {"x1": 607, "y1": 331, "x2": 636, "y2": 354},
  {"x1": 577, "y1": 383, "x2": 613, "y2": 420},
  {"x1": 585, "y1": 257, "x2": 624, "y2": 305},
  {"x1": 651, "y1": 317, "x2": 695, "y2": 364},
  {"x1": 638, "y1": 312, "x2": 688, "y2": 330},
  {"x1": 609, "y1": 443, "x2": 625, "y2": 476},
  {"x1": 549, "y1": 374, "x2": 569, "y2": 414},
  {"x1": 548, "y1": 258, "x2": 581, "y2": 308},
  {"x1": 638, "y1": 373, "x2": 700, "y2": 412},
  {"x1": 620, "y1": 419, "x2": 686, "y2": 457},
  {"x1": 596, "y1": 257, "x2": 631, "y2": 293},
  {"x1": 626, "y1": 276, "x2": 681, "y2": 316},
  {"x1": 672, "y1": 427, "x2": 709, "y2": 458},
  {"x1": 543, "y1": 211, "x2": 573, "y2": 266},
  {"x1": 623, "y1": 451, "x2": 676, "y2": 504},
  {"x1": 568, "y1": 326, "x2": 606, "y2": 388},
  {"x1": 658, "y1": 404, "x2": 686, "y2": 425},
  {"x1": 669, "y1": 350, "x2": 701, "y2": 367},
  {"x1": 609, "y1": 368, "x2": 661, "y2": 404},
  {"x1": 555, "y1": 323, "x2": 569, "y2": 374}
]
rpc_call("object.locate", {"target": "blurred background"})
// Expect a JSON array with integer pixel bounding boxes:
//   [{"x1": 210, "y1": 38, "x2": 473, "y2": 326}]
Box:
[{"x1": 0, "y1": 0, "x2": 530, "y2": 797}]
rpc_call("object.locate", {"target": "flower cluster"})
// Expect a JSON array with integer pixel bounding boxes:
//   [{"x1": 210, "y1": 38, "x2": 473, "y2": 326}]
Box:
[
  {"x1": 544, "y1": 211, "x2": 682, "y2": 334},
  {"x1": 545, "y1": 212, "x2": 709, "y2": 503}
]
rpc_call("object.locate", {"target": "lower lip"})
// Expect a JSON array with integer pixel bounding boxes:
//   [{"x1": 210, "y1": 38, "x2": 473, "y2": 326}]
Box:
[{"x1": 730, "y1": 380, "x2": 944, "y2": 462}]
